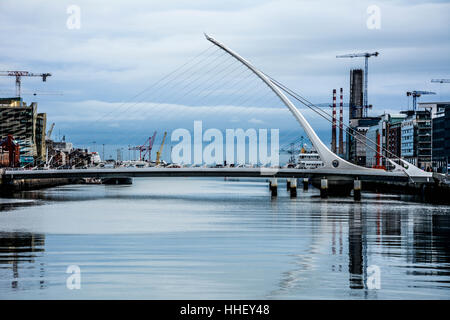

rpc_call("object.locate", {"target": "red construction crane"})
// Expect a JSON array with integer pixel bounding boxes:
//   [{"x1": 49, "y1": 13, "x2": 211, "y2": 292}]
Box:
[
  {"x1": 0, "y1": 70, "x2": 51, "y2": 97},
  {"x1": 128, "y1": 131, "x2": 157, "y2": 161}
]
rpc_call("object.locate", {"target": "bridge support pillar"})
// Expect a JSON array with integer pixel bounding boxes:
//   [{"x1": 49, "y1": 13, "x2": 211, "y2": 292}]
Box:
[
  {"x1": 302, "y1": 178, "x2": 309, "y2": 191},
  {"x1": 320, "y1": 178, "x2": 328, "y2": 198},
  {"x1": 269, "y1": 178, "x2": 278, "y2": 197},
  {"x1": 289, "y1": 178, "x2": 297, "y2": 198},
  {"x1": 353, "y1": 179, "x2": 361, "y2": 201}
]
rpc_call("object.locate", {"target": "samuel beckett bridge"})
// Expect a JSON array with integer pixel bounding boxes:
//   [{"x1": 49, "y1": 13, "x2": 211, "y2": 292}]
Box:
[{"x1": 0, "y1": 35, "x2": 447, "y2": 202}]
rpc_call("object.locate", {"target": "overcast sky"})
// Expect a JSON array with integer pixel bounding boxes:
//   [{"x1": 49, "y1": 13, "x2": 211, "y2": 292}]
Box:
[{"x1": 1, "y1": 0, "x2": 449, "y2": 152}]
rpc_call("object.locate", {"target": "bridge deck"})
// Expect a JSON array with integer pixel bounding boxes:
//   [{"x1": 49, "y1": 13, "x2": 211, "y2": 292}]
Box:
[{"x1": 2, "y1": 167, "x2": 412, "y2": 183}]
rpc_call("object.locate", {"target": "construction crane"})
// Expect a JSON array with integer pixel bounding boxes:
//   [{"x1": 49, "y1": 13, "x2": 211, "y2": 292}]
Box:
[
  {"x1": 47, "y1": 123, "x2": 55, "y2": 140},
  {"x1": 336, "y1": 52, "x2": 379, "y2": 117},
  {"x1": 0, "y1": 90, "x2": 62, "y2": 96},
  {"x1": 280, "y1": 136, "x2": 306, "y2": 165},
  {"x1": 280, "y1": 143, "x2": 297, "y2": 164},
  {"x1": 431, "y1": 79, "x2": 450, "y2": 83},
  {"x1": 156, "y1": 132, "x2": 167, "y2": 165},
  {"x1": 406, "y1": 91, "x2": 436, "y2": 111},
  {"x1": 430, "y1": 79, "x2": 449, "y2": 100},
  {"x1": 0, "y1": 71, "x2": 51, "y2": 98},
  {"x1": 128, "y1": 131, "x2": 157, "y2": 161}
]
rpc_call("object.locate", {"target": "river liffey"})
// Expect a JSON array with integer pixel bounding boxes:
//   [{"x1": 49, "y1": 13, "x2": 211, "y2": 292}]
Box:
[{"x1": 0, "y1": 178, "x2": 449, "y2": 299}]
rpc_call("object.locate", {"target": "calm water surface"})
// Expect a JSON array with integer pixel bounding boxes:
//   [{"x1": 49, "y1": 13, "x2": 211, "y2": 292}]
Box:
[{"x1": 0, "y1": 177, "x2": 449, "y2": 299}]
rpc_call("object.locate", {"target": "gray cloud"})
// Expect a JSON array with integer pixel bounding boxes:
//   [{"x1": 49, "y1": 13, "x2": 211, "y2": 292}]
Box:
[{"x1": 0, "y1": 0, "x2": 449, "y2": 147}]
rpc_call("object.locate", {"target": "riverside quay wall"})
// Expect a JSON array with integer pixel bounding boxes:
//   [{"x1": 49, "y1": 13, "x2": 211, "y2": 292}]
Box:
[{"x1": 0, "y1": 169, "x2": 74, "y2": 194}]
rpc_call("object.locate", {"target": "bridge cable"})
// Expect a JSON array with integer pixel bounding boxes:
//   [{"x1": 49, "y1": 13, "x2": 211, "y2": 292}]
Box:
[
  {"x1": 266, "y1": 75, "x2": 402, "y2": 164},
  {"x1": 135, "y1": 54, "x2": 242, "y2": 123},
  {"x1": 94, "y1": 45, "x2": 220, "y2": 123},
  {"x1": 273, "y1": 80, "x2": 401, "y2": 165}
]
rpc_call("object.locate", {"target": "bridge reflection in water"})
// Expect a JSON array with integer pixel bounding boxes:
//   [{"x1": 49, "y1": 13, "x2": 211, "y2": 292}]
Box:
[
  {"x1": 0, "y1": 232, "x2": 46, "y2": 290},
  {"x1": 0, "y1": 180, "x2": 449, "y2": 299},
  {"x1": 269, "y1": 200, "x2": 450, "y2": 297}
]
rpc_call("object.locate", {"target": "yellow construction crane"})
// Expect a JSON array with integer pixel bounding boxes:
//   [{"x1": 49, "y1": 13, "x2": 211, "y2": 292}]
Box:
[{"x1": 156, "y1": 131, "x2": 167, "y2": 165}]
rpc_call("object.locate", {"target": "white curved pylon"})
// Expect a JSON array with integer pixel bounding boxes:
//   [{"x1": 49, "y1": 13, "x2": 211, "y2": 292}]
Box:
[
  {"x1": 205, "y1": 34, "x2": 432, "y2": 178},
  {"x1": 205, "y1": 34, "x2": 373, "y2": 171}
]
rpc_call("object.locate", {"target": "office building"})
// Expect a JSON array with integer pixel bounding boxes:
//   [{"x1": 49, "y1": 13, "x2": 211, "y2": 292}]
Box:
[
  {"x1": 365, "y1": 113, "x2": 406, "y2": 168},
  {"x1": 400, "y1": 110, "x2": 432, "y2": 170},
  {"x1": 0, "y1": 97, "x2": 47, "y2": 165},
  {"x1": 349, "y1": 69, "x2": 364, "y2": 119},
  {"x1": 347, "y1": 117, "x2": 380, "y2": 166},
  {"x1": 419, "y1": 102, "x2": 450, "y2": 172}
]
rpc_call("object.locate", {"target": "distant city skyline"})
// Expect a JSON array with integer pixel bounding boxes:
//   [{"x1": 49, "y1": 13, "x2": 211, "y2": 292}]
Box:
[{"x1": 0, "y1": 0, "x2": 449, "y2": 146}]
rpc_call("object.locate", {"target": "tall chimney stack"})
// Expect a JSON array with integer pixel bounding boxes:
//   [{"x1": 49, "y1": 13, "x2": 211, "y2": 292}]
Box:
[
  {"x1": 339, "y1": 88, "x2": 344, "y2": 155},
  {"x1": 332, "y1": 89, "x2": 337, "y2": 153}
]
